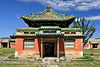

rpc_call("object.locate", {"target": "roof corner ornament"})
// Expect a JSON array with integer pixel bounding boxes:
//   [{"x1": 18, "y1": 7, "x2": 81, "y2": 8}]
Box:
[
  {"x1": 30, "y1": 12, "x2": 34, "y2": 15},
  {"x1": 64, "y1": 13, "x2": 67, "y2": 16}
]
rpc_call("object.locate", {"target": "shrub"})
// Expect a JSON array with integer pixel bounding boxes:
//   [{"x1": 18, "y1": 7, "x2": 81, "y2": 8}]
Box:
[
  {"x1": 8, "y1": 55, "x2": 15, "y2": 59},
  {"x1": 84, "y1": 56, "x2": 94, "y2": 61}
]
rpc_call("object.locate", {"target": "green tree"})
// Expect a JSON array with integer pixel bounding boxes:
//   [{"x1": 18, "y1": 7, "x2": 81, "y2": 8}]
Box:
[{"x1": 72, "y1": 17, "x2": 96, "y2": 46}]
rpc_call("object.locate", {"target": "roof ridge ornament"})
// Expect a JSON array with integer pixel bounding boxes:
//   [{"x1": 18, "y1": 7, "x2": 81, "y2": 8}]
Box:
[{"x1": 46, "y1": 4, "x2": 52, "y2": 12}]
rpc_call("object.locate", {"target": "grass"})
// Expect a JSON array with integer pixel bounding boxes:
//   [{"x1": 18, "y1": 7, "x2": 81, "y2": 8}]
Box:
[
  {"x1": 72, "y1": 56, "x2": 94, "y2": 63},
  {"x1": 0, "y1": 64, "x2": 38, "y2": 67},
  {"x1": 0, "y1": 48, "x2": 100, "y2": 67},
  {"x1": 8, "y1": 55, "x2": 15, "y2": 59},
  {"x1": 0, "y1": 48, "x2": 15, "y2": 56},
  {"x1": 1, "y1": 64, "x2": 100, "y2": 67},
  {"x1": 67, "y1": 64, "x2": 100, "y2": 67},
  {"x1": 69, "y1": 49, "x2": 100, "y2": 67},
  {"x1": 72, "y1": 49, "x2": 100, "y2": 63},
  {"x1": 83, "y1": 49, "x2": 100, "y2": 56}
]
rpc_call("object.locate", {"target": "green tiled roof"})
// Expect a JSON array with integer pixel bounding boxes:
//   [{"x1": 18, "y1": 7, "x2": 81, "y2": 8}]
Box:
[
  {"x1": 13, "y1": 34, "x2": 36, "y2": 36},
  {"x1": 64, "y1": 35, "x2": 84, "y2": 38},
  {"x1": 61, "y1": 28, "x2": 82, "y2": 30},
  {"x1": 13, "y1": 34, "x2": 83, "y2": 38},
  {"x1": 16, "y1": 27, "x2": 82, "y2": 32},
  {"x1": 39, "y1": 26, "x2": 61, "y2": 30},
  {"x1": 64, "y1": 34, "x2": 83, "y2": 37},
  {"x1": 61, "y1": 28, "x2": 82, "y2": 32},
  {"x1": 17, "y1": 28, "x2": 38, "y2": 32},
  {"x1": 21, "y1": 15, "x2": 75, "y2": 21},
  {"x1": 21, "y1": 7, "x2": 75, "y2": 21}
]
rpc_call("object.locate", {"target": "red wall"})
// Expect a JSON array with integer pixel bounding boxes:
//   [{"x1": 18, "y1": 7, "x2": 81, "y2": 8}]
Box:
[
  {"x1": 15, "y1": 38, "x2": 41, "y2": 55},
  {"x1": 59, "y1": 38, "x2": 83, "y2": 52},
  {"x1": 10, "y1": 44, "x2": 15, "y2": 48},
  {"x1": 15, "y1": 38, "x2": 83, "y2": 56},
  {"x1": 74, "y1": 38, "x2": 83, "y2": 51},
  {"x1": 84, "y1": 44, "x2": 90, "y2": 49},
  {"x1": 15, "y1": 38, "x2": 24, "y2": 55}
]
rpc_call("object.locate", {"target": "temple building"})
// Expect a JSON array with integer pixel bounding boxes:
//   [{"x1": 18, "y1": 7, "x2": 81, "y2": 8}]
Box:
[
  {"x1": 0, "y1": 37, "x2": 15, "y2": 48},
  {"x1": 0, "y1": 37, "x2": 10, "y2": 48},
  {"x1": 12, "y1": 7, "x2": 83, "y2": 58},
  {"x1": 84, "y1": 39, "x2": 100, "y2": 49}
]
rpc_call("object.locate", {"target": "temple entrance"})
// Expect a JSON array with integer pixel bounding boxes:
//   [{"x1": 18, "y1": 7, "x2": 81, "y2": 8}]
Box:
[
  {"x1": 92, "y1": 44, "x2": 98, "y2": 48},
  {"x1": 1, "y1": 43, "x2": 7, "y2": 48},
  {"x1": 43, "y1": 42, "x2": 57, "y2": 57}
]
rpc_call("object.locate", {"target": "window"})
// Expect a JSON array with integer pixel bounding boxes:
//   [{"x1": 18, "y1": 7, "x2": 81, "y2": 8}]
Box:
[
  {"x1": 65, "y1": 32, "x2": 76, "y2": 34},
  {"x1": 65, "y1": 32, "x2": 70, "y2": 34},
  {"x1": 71, "y1": 32, "x2": 76, "y2": 34},
  {"x1": 24, "y1": 40, "x2": 34, "y2": 49},
  {"x1": 64, "y1": 40, "x2": 74, "y2": 48},
  {"x1": 30, "y1": 32, "x2": 35, "y2": 34},
  {"x1": 24, "y1": 32, "x2": 29, "y2": 34}
]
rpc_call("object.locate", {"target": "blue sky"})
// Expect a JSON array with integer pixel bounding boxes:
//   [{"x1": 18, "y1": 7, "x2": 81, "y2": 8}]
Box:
[{"x1": 0, "y1": 0, "x2": 100, "y2": 39}]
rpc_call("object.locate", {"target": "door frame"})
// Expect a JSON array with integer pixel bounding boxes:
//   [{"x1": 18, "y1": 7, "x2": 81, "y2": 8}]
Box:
[{"x1": 43, "y1": 42, "x2": 57, "y2": 57}]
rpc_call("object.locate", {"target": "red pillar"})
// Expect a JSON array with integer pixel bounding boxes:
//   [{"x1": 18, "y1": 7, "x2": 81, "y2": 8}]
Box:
[{"x1": 34, "y1": 38, "x2": 40, "y2": 53}]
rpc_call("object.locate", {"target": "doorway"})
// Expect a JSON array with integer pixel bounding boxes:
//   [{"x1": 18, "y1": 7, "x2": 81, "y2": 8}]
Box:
[
  {"x1": 2, "y1": 43, "x2": 7, "y2": 48},
  {"x1": 44, "y1": 43, "x2": 56, "y2": 57},
  {"x1": 93, "y1": 44, "x2": 98, "y2": 48}
]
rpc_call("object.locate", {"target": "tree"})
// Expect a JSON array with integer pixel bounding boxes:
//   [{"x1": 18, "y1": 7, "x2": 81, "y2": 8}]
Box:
[{"x1": 72, "y1": 17, "x2": 96, "y2": 47}]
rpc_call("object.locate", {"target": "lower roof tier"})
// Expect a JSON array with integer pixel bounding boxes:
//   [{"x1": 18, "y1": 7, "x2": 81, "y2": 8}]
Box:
[
  {"x1": 12, "y1": 34, "x2": 84, "y2": 38},
  {"x1": 11, "y1": 26, "x2": 84, "y2": 38}
]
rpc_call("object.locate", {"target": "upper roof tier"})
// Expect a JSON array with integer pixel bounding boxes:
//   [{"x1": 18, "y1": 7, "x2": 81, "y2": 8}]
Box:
[{"x1": 21, "y1": 6, "x2": 75, "y2": 28}]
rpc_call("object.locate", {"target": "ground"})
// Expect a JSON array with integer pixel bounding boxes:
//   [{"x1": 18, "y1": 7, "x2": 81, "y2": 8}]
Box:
[{"x1": 0, "y1": 48, "x2": 100, "y2": 67}]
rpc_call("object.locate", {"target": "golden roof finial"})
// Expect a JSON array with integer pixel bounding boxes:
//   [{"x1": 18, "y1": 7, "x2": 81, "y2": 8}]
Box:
[
  {"x1": 48, "y1": 3, "x2": 51, "y2": 7},
  {"x1": 46, "y1": 3, "x2": 51, "y2": 9}
]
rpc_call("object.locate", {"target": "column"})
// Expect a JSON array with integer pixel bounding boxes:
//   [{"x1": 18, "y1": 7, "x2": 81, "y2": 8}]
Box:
[
  {"x1": 7, "y1": 40, "x2": 10, "y2": 48},
  {"x1": 57, "y1": 38, "x2": 59, "y2": 58},
  {"x1": 41, "y1": 38, "x2": 43, "y2": 58},
  {"x1": 7, "y1": 38, "x2": 11, "y2": 48},
  {"x1": 7, "y1": 42, "x2": 9, "y2": 48},
  {"x1": 90, "y1": 43, "x2": 93, "y2": 49}
]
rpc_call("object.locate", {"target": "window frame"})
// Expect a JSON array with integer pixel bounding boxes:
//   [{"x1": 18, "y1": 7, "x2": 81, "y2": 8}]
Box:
[
  {"x1": 24, "y1": 32, "x2": 29, "y2": 34},
  {"x1": 64, "y1": 39, "x2": 74, "y2": 48},
  {"x1": 24, "y1": 39, "x2": 34, "y2": 49},
  {"x1": 71, "y1": 32, "x2": 76, "y2": 34}
]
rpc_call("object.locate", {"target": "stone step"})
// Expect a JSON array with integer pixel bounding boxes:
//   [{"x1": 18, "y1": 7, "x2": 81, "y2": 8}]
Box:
[
  {"x1": 44, "y1": 57, "x2": 58, "y2": 60},
  {"x1": 47, "y1": 64, "x2": 58, "y2": 67}
]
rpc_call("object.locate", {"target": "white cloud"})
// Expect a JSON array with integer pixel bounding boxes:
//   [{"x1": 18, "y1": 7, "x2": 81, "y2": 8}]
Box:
[
  {"x1": 75, "y1": 15, "x2": 100, "y2": 21},
  {"x1": 17, "y1": 0, "x2": 100, "y2": 11},
  {"x1": 85, "y1": 15, "x2": 100, "y2": 20}
]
